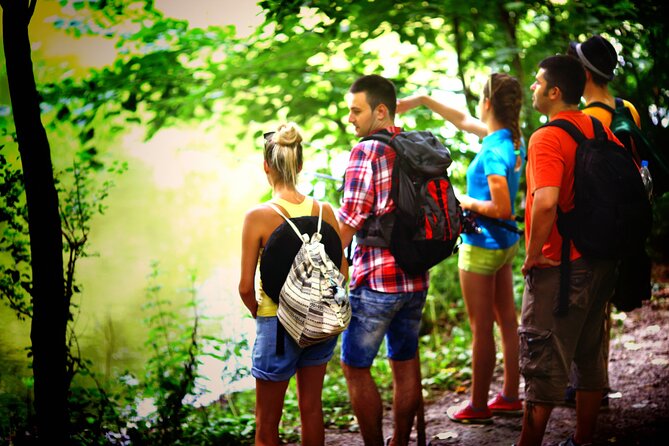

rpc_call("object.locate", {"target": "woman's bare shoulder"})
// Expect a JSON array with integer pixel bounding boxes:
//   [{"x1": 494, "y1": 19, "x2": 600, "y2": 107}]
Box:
[
  {"x1": 245, "y1": 202, "x2": 275, "y2": 219},
  {"x1": 243, "y1": 203, "x2": 286, "y2": 241}
]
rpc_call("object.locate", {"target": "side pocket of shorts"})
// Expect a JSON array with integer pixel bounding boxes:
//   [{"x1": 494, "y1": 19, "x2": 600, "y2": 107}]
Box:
[
  {"x1": 524, "y1": 268, "x2": 534, "y2": 293},
  {"x1": 519, "y1": 326, "x2": 553, "y2": 378},
  {"x1": 569, "y1": 260, "x2": 593, "y2": 309}
]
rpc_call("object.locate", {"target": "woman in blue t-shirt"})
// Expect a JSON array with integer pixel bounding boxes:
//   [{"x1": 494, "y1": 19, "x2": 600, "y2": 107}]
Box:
[{"x1": 398, "y1": 73, "x2": 525, "y2": 424}]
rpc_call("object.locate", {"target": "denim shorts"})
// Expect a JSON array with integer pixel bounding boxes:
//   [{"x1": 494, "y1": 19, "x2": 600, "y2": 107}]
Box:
[
  {"x1": 252, "y1": 316, "x2": 337, "y2": 382},
  {"x1": 341, "y1": 286, "x2": 427, "y2": 368},
  {"x1": 458, "y1": 241, "x2": 519, "y2": 275}
]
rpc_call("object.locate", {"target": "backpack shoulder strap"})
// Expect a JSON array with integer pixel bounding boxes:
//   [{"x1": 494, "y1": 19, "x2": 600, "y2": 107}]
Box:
[
  {"x1": 476, "y1": 214, "x2": 524, "y2": 235},
  {"x1": 590, "y1": 116, "x2": 606, "y2": 138},
  {"x1": 267, "y1": 203, "x2": 307, "y2": 241},
  {"x1": 544, "y1": 116, "x2": 606, "y2": 142},
  {"x1": 583, "y1": 101, "x2": 615, "y2": 114},
  {"x1": 315, "y1": 200, "x2": 323, "y2": 234},
  {"x1": 614, "y1": 97, "x2": 625, "y2": 110},
  {"x1": 267, "y1": 201, "x2": 324, "y2": 239},
  {"x1": 360, "y1": 129, "x2": 398, "y2": 150},
  {"x1": 612, "y1": 98, "x2": 639, "y2": 127},
  {"x1": 541, "y1": 118, "x2": 587, "y2": 144}
]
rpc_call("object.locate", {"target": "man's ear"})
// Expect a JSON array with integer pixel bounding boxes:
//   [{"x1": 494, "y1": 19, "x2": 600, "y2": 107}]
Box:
[
  {"x1": 548, "y1": 85, "x2": 561, "y2": 101},
  {"x1": 375, "y1": 103, "x2": 389, "y2": 120},
  {"x1": 584, "y1": 69, "x2": 593, "y2": 82}
]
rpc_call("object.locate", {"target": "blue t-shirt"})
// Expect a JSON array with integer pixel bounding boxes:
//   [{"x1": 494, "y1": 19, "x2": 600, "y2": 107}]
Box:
[{"x1": 461, "y1": 128, "x2": 524, "y2": 250}]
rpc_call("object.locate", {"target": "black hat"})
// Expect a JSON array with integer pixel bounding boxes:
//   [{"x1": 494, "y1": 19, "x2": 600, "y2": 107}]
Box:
[{"x1": 569, "y1": 35, "x2": 617, "y2": 80}]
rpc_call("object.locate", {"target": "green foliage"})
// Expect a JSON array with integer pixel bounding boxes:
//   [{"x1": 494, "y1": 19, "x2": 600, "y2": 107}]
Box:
[
  {"x1": 420, "y1": 255, "x2": 475, "y2": 392},
  {"x1": 38, "y1": 12, "x2": 240, "y2": 144},
  {"x1": 0, "y1": 115, "x2": 126, "y2": 321},
  {"x1": 423, "y1": 256, "x2": 465, "y2": 330},
  {"x1": 0, "y1": 347, "x2": 33, "y2": 441},
  {"x1": 321, "y1": 360, "x2": 356, "y2": 429},
  {"x1": 134, "y1": 265, "x2": 201, "y2": 443},
  {"x1": 62, "y1": 264, "x2": 254, "y2": 445},
  {"x1": 52, "y1": 0, "x2": 159, "y2": 38},
  {"x1": 0, "y1": 143, "x2": 32, "y2": 320},
  {"x1": 421, "y1": 325, "x2": 472, "y2": 391},
  {"x1": 0, "y1": 89, "x2": 31, "y2": 318},
  {"x1": 58, "y1": 157, "x2": 127, "y2": 328},
  {"x1": 35, "y1": 0, "x2": 669, "y2": 205}
]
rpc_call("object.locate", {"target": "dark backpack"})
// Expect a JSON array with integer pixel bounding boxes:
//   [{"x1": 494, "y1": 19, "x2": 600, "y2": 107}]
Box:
[
  {"x1": 585, "y1": 98, "x2": 669, "y2": 197},
  {"x1": 355, "y1": 130, "x2": 462, "y2": 274},
  {"x1": 259, "y1": 210, "x2": 344, "y2": 354},
  {"x1": 260, "y1": 216, "x2": 343, "y2": 304},
  {"x1": 542, "y1": 117, "x2": 653, "y2": 314}
]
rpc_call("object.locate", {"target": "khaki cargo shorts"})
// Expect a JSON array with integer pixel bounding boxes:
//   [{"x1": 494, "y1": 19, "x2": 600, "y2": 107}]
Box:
[{"x1": 519, "y1": 257, "x2": 617, "y2": 404}]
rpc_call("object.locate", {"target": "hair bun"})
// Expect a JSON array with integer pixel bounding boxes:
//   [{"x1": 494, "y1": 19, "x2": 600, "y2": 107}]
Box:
[{"x1": 275, "y1": 122, "x2": 303, "y2": 147}]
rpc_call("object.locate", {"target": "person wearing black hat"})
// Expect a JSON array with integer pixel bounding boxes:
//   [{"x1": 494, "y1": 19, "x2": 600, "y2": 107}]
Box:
[
  {"x1": 567, "y1": 34, "x2": 641, "y2": 132},
  {"x1": 565, "y1": 34, "x2": 643, "y2": 413}
]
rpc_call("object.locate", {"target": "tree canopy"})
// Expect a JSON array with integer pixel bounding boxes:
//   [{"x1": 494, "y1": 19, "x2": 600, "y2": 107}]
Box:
[{"x1": 30, "y1": 0, "x2": 669, "y2": 196}]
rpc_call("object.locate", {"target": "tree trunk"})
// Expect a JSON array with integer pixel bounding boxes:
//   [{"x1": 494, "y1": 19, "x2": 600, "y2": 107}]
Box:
[
  {"x1": 1, "y1": 0, "x2": 69, "y2": 443},
  {"x1": 497, "y1": 4, "x2": 524, "y2": 88}
]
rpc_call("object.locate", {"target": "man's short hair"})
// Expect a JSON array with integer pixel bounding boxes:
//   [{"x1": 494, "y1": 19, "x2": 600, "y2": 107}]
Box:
[
  {"x1": 539, "y1": 55, "x2": 586, "y2": 105},
  {"x1": 349, "y1": 74, "x2": 397, "y2": 118}
]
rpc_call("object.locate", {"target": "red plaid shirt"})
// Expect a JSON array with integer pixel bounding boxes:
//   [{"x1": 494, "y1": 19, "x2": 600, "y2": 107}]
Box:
[{"x1": 338, "y1": 127, "x2": 429, "y2": 293}]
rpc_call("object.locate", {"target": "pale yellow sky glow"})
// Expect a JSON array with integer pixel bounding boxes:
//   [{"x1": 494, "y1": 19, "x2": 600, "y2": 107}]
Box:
[
  {"x1": 23, "y1": 0, "x2": 263, "y2": 70},
  {"x1": 156, "y1": 0, "x2": 263, "y2": 36}
]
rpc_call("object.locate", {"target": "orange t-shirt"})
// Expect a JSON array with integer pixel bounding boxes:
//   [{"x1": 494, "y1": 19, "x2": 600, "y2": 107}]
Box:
[{"x1": 525, "y1": 110, "x2": 621, "y2": 262}]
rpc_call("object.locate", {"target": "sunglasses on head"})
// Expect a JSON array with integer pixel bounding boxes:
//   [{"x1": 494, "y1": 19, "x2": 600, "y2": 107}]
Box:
[{"x1": 263, "y1": 131, "x2": 275, "y2": 141}]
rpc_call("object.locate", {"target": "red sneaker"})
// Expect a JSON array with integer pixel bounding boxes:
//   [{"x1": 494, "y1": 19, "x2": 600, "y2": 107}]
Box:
[
  {"x1": 446, "y1": 402, "x2": 493, "y2": 424},
  {"x1": 487, "y1": 393, "x2": 523, "y2": 416}
]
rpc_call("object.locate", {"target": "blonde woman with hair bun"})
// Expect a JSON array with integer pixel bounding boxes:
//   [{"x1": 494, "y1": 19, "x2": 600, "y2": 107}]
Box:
[{"x1": 238, "y1": 122, "x2": 346, "y2": 446}]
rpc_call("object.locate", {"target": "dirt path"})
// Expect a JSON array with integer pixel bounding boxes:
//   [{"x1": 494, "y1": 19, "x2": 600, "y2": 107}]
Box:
[{"x1": 299, "y1": 296, "x2": 669, "y2": 446}]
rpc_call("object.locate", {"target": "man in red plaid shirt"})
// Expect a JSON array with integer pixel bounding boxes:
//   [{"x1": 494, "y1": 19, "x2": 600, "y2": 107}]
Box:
[{"x1": 338, "y1": 74, "x2": 429, "y2": 446}]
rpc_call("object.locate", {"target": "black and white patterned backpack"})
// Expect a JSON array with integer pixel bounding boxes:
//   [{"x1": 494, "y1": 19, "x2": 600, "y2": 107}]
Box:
[{"x1": 267, "y1": 202, "x2": 351, "y2": 348}]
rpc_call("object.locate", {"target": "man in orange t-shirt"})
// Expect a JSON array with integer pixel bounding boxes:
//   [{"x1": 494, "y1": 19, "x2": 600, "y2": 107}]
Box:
[{"x1": 516, "y1": 55, "x2": 620, "y2": 446}]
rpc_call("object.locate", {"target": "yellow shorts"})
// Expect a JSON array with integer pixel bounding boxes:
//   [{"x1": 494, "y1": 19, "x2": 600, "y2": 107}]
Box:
[{"x1": 457, "y1": 242, "x2": 519, "y2": 275}]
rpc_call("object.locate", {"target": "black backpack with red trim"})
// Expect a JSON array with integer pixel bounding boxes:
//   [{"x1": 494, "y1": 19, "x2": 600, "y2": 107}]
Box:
[{"x1": 355, "y1": 130, "x2": 462, "y2": 274}]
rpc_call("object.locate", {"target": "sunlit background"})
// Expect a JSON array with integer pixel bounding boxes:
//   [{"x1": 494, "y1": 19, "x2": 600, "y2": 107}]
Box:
[{"x1": 2, "y1": 0, "x2": 270, "y2": 405}]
